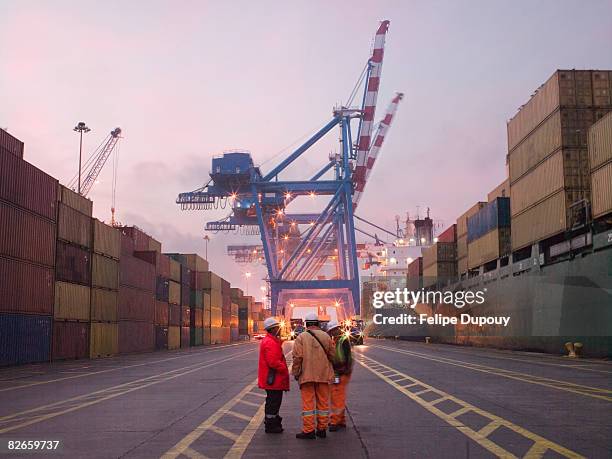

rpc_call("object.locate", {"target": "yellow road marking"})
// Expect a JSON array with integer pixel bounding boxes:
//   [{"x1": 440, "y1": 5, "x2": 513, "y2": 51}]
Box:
[
  {"x1": 224, "y1": 402, "x2": 265, "y2": 459},
  {"x1": 372, "y1": 344, "x2": 612, "y2": 402},
  {"x1": 210, "y1": 425, "x2": 239, "y2": 441},
  {"x1": 0, "y1": 342, "x2": 254, "y2": 393},
  {"x1": 357, "y1": 353, "x2": 584, "y2": 459},
  {"x1": 183, "y1": 446, "x2": 209, "y2": 459},
  {"x1": 237, "y1": 399, "x2": 260, "y2": 408},
  {"x1": 227, "y1": 410, "x2": 253, "y2": 422},
  {"x1": 0, "y1": 350, "x2": 255, "y2": 434}
]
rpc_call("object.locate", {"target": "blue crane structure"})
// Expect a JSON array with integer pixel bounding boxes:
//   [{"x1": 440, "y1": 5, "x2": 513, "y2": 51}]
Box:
[{"x1": 177, "y1": 20, "x2": 400, "y2": 321}]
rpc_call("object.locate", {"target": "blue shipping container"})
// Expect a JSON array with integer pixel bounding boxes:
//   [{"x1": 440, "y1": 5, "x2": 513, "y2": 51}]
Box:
[
  {"x1": 467, "y1": 197, "x2": 510, "y2": 242},
  {"x1": 0, "y1": 313, "x2": 51, "y2": 366}
]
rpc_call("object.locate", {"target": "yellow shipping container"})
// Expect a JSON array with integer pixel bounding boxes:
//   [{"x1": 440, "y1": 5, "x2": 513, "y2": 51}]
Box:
[
  {"x1": 203, "y1": 272, "x2": 223, "y2": 290},
  {"x1": 182, "y1": 254, "x2": 209, "y2": 272},
  {"x1": 487, "y1": 179, "x2": 510, "y2": 202},
  {"x1": 168, "y1": 326, "x2": 180, "y2": 349},
  {"x1": 211, "y1": 326, "x2": 230, "y2": 344},
  {"x1": 59, "y1": 184, "x2": 93, "y2": 216},
  {"x1": 207, "y1": 288, "x2": 223, "y2": 308},
  {"x1": 458, "y1": 256, "x2": 468, "y2": 276},
  {"x1": 148, "y1": 237, "x2": 162, "y2": 253},
  {"x1": 92, "y1": 254, "x2": 119, "y2": 290},
  {"x1": 591, "y1": 161, "x2": 612, "y2": 218},
  {"x1": 58, "y1": 203, "x2": 92, "y2": 248},
  {"x1": 93, "y1": 219, "x2": 120, "y2": 259},
  {"x1": 54, "y1": 281, "x2": 90, "y2": 321},
  {"x1": 169, "y1": 280, "x2": 181, "y2": 305},
  {"x1": 91, "y1": 288, "x2": 118, "y2": 322},
  {"x1": 457, "y1": 234, "x2": 468, "y2": 260},
  {"x1": 169, "y1": 259, "x2": 181, "y2": 282},
  {"x1": 588, "y1": 111, "x2": 612, "y2": 171},
  {"x1": 210, "y1": 306, "x2": 222, "y2": 328},
  {"x1": 467, "y1": 228, "x2": 511, "y2": 269},
  {"x1": 203, "y1": 293, "x2": 211, "y2": 327},
  {"x1": 511, "y1": 190, "x2": 566, "y2": 250},
  {"x1": 90, "y1": 322, "x2": 118, "y2": 359}
]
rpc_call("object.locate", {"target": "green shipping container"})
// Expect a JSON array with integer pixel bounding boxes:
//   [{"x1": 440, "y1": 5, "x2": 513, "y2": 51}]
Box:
[{"x1": 190, "y1": 327, "x2": 203, "y2": 346}]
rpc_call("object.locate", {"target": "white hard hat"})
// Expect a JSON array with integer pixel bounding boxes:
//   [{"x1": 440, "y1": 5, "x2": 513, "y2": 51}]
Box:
[
  {"x1": 304, "y1": 312, "x2": 319, "y2": 322},
  {"x1": 326, "y1": 320, "x2": 340, "y2": 331},
  {"x1": 263, "y1": 317, "x2": 280, "y2": 330}
]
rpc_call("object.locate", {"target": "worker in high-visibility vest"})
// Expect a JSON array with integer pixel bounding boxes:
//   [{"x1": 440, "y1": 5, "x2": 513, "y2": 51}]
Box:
[{"x1": 326, "y1": 320, "x2": 353, "y2": 431}]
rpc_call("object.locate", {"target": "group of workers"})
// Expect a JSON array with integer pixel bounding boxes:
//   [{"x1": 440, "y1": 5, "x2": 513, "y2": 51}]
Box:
[{"x1": 257, "y1": 312, "x2": 353, "y2": 439}]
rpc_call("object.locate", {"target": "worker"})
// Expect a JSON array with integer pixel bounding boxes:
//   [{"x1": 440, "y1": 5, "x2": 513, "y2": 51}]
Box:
[
  {"x1": 326, "y1": 320, "x2": 353, "y2": 431},
  {"x1": 291, "y1": 312, "x2": 335, "y2": 439},
  {"x1": 258, "y1": 317, "x2": 289, "y2": 434}
]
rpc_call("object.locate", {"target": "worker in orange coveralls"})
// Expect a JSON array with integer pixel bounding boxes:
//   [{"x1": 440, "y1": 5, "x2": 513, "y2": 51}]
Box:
[
  {"x1": 291, "y1": 312, "x2": 335, "y2": 439},
  {"x1": 325, "y1": 320, "x2": 353, "y2": 431}
]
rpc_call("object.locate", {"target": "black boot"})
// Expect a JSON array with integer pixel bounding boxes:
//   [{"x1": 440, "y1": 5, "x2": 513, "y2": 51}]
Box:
[
  {"x1": 265, "y1": 417, "x2": 283, "y2": 434},
  {"x1": 329, "y1": 423, "x2": 346, "y2": 432},
  {"x1": 296, "y1": 431, "x2": 316, "y2": 439},
  {"x1": 316, "y1": 429, "x2": 326, "y2": 438},
  {"x1": 275, "y1": 415, "x2": 284, "y2": 431}
]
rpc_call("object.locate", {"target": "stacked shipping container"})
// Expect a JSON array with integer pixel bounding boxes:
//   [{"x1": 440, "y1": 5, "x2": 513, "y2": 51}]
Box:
[
  {"x1": 466, "y1": 197, "x2": 511, "y2": 269},
  {"x1": 588, "y1": 111, "x2": 612, "y2": 219},
  {"x1": 422, "y1": 242, "x2": 457, "y2": 288},
  {"x1": 457, "y1": 202, "x2": 486, "y2": 277}
]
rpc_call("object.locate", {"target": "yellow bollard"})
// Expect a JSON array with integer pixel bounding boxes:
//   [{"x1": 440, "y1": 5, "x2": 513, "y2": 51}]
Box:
[
  {"x1": 565, "y1": 342, "x2": 576, "y2": 358},
  {"x1": 573, "y1": 342, "x2": 583, "y2": 358}
]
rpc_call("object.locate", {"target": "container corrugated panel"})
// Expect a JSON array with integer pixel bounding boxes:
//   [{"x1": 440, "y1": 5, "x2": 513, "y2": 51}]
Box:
[
  {"x1": 190, "y1": 327, "x2": 203, "y2": 346},
  {"x1": 201, "y1": 272, "x2": 223, "y2": 290},
  {"x1": 54, "y1": 282, "x2": 90, "y2": 321},
  {"x1": 203, "y1": 326, "x2": 212, "y2": 345},
  {"x1": 181, "y1": 307, "x2": 190, "y2": 327},
  {"x1": 91, "y1": 288, "x2": 118, "y2": 322},
  {"x1": 487, "y1": 179, "x2": 510, "y2": 202},
  {"x1": 180, "y1": 265, "x2": 190, "y2": 287},
  {"x1": 407, "y1": 257, "x2": 422, "y2": 279},
  {"x1": 156, "y1": 276, "x2": 169, "y2": 302},
  {"x1": 168, "y1": 326, "x2": 180, "y2": 349},
  {"x1": 190, "y1": 290, "x2": 203, "y2": 309},
  {"x1": 422, "y1": 261, "x2": 457, "y2": 287},
  {"x1": 119, "y1": 255, "x2": 155, "y2": 292},
  {"x1": 181, "y1": 281, "x2": 190, "y2": 306},
  {"x1": 56, "y1": 241, "x2": 91, "y2": 285},
  {"x1": 0, "y1": 256, "x2": 53, "y2": 315},
  {"x1": 203, "y1": 302, "x2": 211, "y2": 328},
  {"x1": 211, "y1": 306, "x2": 222, "y2": 328},
  {"x1": 92, "y1": 254, "x2": 119, "y2": 290},
  {"x1": 230, "y1": 326, "x2": 239, "y2": 342},
  {"x1": 0, "y1": 128, "x2": 24, "y2": 157},
  {"x1": 59, "y1": 185, "x2": 92, "y2": 216},
  {"x1": 457, "y1": 202, "x2": 486, "y2": 237},
  {"x1": 90, "y1": 322, "x2": 118, "y2": 359},
  {"x1": 211, "y1": 326, "x2": 230, "y2": 345},
  {"x1": 58, "y1": 203, "x2": 92, "y2": 248},
  {"x1": 511, "y1": 190, "x2": 566, "y2": 250},
  {"x1": 93, "y1": 220, "x2": 120, "y2": 259},
  {"x1": 118, "y1": 320, "x2": 154, "y2": 354},
  {"x1": 166, "y1": 253, "x2": 209, "y2": 273},
  {"x1": 207, "y1": 289, "x2": 223, "y2": 308},
  {"x1": 457, "y1": 234, "x2": 468, "y2": 260},
  {"x1": 120, "y1": 232, "x2": 135, "y2": 257},
  {"x1": 155, "y1": 326, "x2": 168, "y2": 350},
  {"x1": 231, "y1": 302, "x2": 239, "y2": 315},
  {"x1": 230, "y1": 287, "x2": 244, "y2": 300},
  {"x1": 0, "y1": 313, "x2": 51, "y2": 366},
  {"x1": 169, "y1": 304, "x2": 181, "y2": 326},
  {"x1": 467, "y1": 198, "x2": 510, "y2": 242},
  {"x1": 221, "y1": 279, "x2": 230, "y2": 295},
  {"x1": 458, "y1": 256, "x2": 468, "y2": 275},
  {"x1": 0, "y1": 150, "x2": 58, "y2": 220},
  {"x1": 422, "y1": 242, "x2": 456, "y2": 268},
  {"x1": 118, "y1": 286, "x2": 154, "y2": 322},
  {"x1": 120, "y1": 226, "x2": 156, "y2": 252},
  {"x1": 52, "y1": 321, "x2": 89, "y2": 361},
  {"x1": 437, "y1": 224, "x2": 456, "y2": 243},
  {"x1": 134, "y1": 251, "x2": 171, "y2": 278},
  {"x1": 148, "y1": 237, "x2": 162, "y2": 253},
  {"x1": 168, "y1": 259, "x2": 181, "y2": 282},
  {"x1": 588, "y1": 111, "x2": 612, "y2": 171},
  {"x1": 168, "y1": 280, "x2": 180, "y2": 305},
  {"x1": 467, "y1": 228, "x2": 511, "y2": 269},
  {"x1": 181, "y1": 326, "x2": 190, "y2": 348},
  {"x1": 0, "y1": 201, "x2": 56, "y2": 266},
  {"x1": 510, "y1": 150, "x2": 564, "y2": 217},
  {"x1": 222, "y1": 307, "x2": 231, "y2": 327},
  {"x1": 154, "y1": 301, "x2": 169, "y2": 325},
  {"x1": 591, "y1": 161, "x2": 612, "y2": 218}
]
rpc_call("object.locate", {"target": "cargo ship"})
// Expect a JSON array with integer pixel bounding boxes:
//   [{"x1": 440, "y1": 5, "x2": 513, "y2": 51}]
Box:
[{"x1": 364, "y1": 70, "x2": 612, "y2": 357}]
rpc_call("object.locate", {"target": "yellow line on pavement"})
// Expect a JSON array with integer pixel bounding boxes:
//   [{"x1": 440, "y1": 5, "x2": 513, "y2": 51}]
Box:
[
  {"x1": 372, "y1": 344, "x2": 612, "y2": 402},
  {"x1": 357, "y1": 353, "x2": 584, "y2": 459}
]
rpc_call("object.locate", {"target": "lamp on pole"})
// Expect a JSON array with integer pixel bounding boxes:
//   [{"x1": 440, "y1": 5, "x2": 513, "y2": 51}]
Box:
[
  {"x1": 244, "y1": 271, "x2": 251, "y2": 295},
  {"x1": 203, "y1": 235, "x2": 210, "y2": 260},
  {"x1": 73, "y1": 122, "x2": 91, "y2": 195}
]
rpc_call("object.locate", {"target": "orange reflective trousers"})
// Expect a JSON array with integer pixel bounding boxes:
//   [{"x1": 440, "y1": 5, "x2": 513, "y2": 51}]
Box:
[
  {"x1": 300, "y1": 382, "x2": 330, "y2": 432},
  {"x1": 330, "y1": 374, "x2": 350, "y2": 425}
]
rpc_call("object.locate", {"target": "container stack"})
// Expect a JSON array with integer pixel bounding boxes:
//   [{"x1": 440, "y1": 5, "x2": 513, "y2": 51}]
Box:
[
  {"x1": 90, "y1": 219, "x2": 121, "y2": 359},
  {"x1": 203, "y1": 291, "x2": 212, "y2": 345},
  {"x1": 233, "y1": 288, "x2": 252, "y2": 337},
  {"x1": 221, "y1": 278, "x2": 232, "y2": 342},
  {"x1": 118, "y1": 229, "x2": 156, "y2": 354},
  {"x1": 0, "y1": 140, "x2": 56, "y2": 366},
  {"x1": 407, "y1": 257, "x2": 423, "y2": 289},
  {"x1": 588, "y1": 111, "x2": 612, "y2": 220},
  {"x1": 251, "y1": 301, "x2": 264, "y2": 333},
  {"x1": 182, "y1": 254, "x2": 209, "y2": 347},
  {"x1": 53, "y1": 186, "x2": 93, "y2": 361},
  {"x1": 422, "y1": 241, "x2": 457, "y2": 288},
  {"x1": 507, "y1": 70, "x2": 612, "y2": 251},
  {"x1": 180, "y1": 264, "x2": 191, "y2": 348},
  {"x1": 456, "y1": 202, "x2": 486, "y2": 278},
  {"x1": 467, "y1": 197, "x2": 511, "y2": 270},
  {"x1": 230, "y1": 302, "x2": 239, "y2": 341},
  {"x1": 167, "y1": 258, "x2": 181, "y2": 350},
  {"x1": 203, "y1": 272, "x2": 225, "y2": 343}
]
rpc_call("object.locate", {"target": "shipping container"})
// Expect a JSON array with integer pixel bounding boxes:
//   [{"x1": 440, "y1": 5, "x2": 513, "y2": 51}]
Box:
[
  {"x1": 181, "y1": 307, "x2": 191, "y2": 327},
  {"x1": 222, "y1": 306, "x2": 231, "y2": 327},
  {"x1": 230, "y1": 327, "x2": 239, "y2": 342},
  {"x1": 467, "y1": 198, "x2": 510, "y2": 242},
  {"x1": 54, "y1": 282, "x2": 90, "y2": 321},
  {"x1": 407, "y1": 257, "x2": 422, "y2": 279},
  {"x1": 190, "y1": 327, "x2": 203, "y2": 346},
  {"x1": 92, "y1": 254, "x2": 119, "y2": 290},
  {"x1": 422, "y1": 261, "x2": 457, "y2": 288},
  {"x1": 0, "y1": 201, "x2": 56, "y2": 267},
  {"x1": 166, "y1": 253, "x2": 209, "y2": 273},
  {"x1": 168, "y1": 280, "x2": 181, "y2": 305},
  {"x1": 118, "y1": 286, "x2": 154, "y2": 321},
  {"x1": 0, "y1": 128, "x2": 24, "y2": 157},
  {"x1": 458, "y1": 257, "x2": 468, "y2": 276},
  {"x1": 0, "y1": 313, "x2": 51, "y2": 366},
  {"x1": 118, "y1": 320, "x2": 154, "y2": 354},
  {"x1": 422, "y1": 242, "x2": 457, "y2": 268},
  {"x1": 457, "y1": 202, "x2": 487, "y2": 237},
  {"x1": 119, "y1": 255, "x2": 155, "y2": 292},
  {"x1": 591, "y1": 161, "x2": 612, "y2": 218},
  {"x1": 190, "y1": 307, "x2": 203, "y2": 328},
  {"x1": 52, "y1": 321, "x2": 88, "y2": 360},
  {"x1": 211, "y1": 326, "x2": 230, "y2": 345},
  {"x1": 181, "y1": 279, "x2": 190, "y2": 306},
  {"x1": 59, "y1": 185, "x2": 92, "y2": 216},
  {"x1": 230, "y1": 287, "x2": 244, "y2": 299},
  {"x1": 155, "y1": 326, "x2": 168, "y2": 350},
  {"x1": 467, "y1": 228, "x2": 511, "y2": 269},
  {"x1": 202, "y1": 326, "x2": 212, "y2": 345},
  {"x1": 199, "y1": 271, "x2": 223, "y2": 290},
  {"x1": 0, "y1": 256, "x2": 53, "y2": 315},
  {"x1": 154, "y1": 300, "x2": 169, "y2": 326},
  {"x1": 89, "y1": 322, "x2": 118, "y2": 359},
  {"x1": 181, "y1": 326, "x2": 190, "y2": 348},
  {"x1": 190, "y1": 290, "x2": 203, "y2": 309},
  {"x1": 457, "y1": 234, "x2": 468, "y2": 261},
  {"x1": 203, "y1": 294, "x2": 211, "y2": 328},
  {"x1": 168, "y1": 259, "x2": 181, "y2": 283},
  {"x1": 211, "y1": 306, "x2": 223, "y2": 328},
  {"x1": 437, "y1": 224, "x2": 457, "y2": 243},
  {"x1": 169, "y1": 303, "x2": 181, "y2": 326},
  {"x1": 120, "y1": 226, "x2": 161, "y2": 253},
  {"x1": 588, "y1": 111, "x2": 612, "y2": 171},
  {"x1": 56, "y1": 240, "x2": 91, "y2": 286},
  {"x1": 0, "y1": 149, "x2": 58, "y2": 220},
  {"x1": 156, "y1": 276, "x2": 169, "y2": 302},
  {"x1": 120, "y1": 231, "x2": 135, "y2": 257},
  {"x1": 511, "y1": 190, "x2": 566, "y2": 250},
  {"x1": 91, "y1": 288, "x2": 118, "y2": 322},
  {"x1": 93, "y1": 219, "x2": 120, "y2": 259},
  {"x1": 206, "y1": 288, "x2": 223, "y2": 309},
  {"x1": 487, "y1": 179, "x2": 510, "y2": 202},
  {"x1": 134, "y1": 251, "x2": 171, "y2": 278},
  {"x1": 58, "y1": 203, "x2": 92, "y2": 248},
  {"x1": 168, "y1": 326, "x2": 180, "y2": 349}
]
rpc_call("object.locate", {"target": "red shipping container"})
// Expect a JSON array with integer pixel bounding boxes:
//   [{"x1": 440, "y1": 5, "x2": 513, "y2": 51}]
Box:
[
  {"x1": 0, "y1": 256, "x2": 54, "y2": 315},
  {"x1": 52, "y1": 321, "x2": 89, "y2": 361},
  {"x1": 134, "y1": 251, "x2": 171, "y2": 278},
  {"x1": 169, "y1": 304, "x2": 181, "y2": 326},
  {"x1": 120, "y1": 227, "x2": 157, "y2": 252},
  {"x1": 190, "y1": 308, "x2": 203, "y2": 328},
  {"x1": 408, "y1": 257, "x2": 423, "y2": 279},
  {"x1": 119, "y1": 255, "x2": 155, "y2": 292},
  {"x1": 118, "y1": 286, "x2": 154, "y2": 321},
  {"x1": 181, "y1": 306, "x2": 191, "y2": 327},
  {"x1": 181, "y1": 326, "x2": 190, "y2": 348},
  {"x1": 118, "y1": 320, "x2": 154, "y2": 354},
  {"x1": 222, "y1": 307, "x2": 231, "y2": 327},
  {"x1": 154, "y1": 301, "x2": 169, "y2": 325},
  {"x1": 120, "y1": 232, "x2": 135, "y2": 256},
  {"x1": 0, "y1": 201, "x2": 56, "y2": 267},
  {"x1": 180, "y1": 265, "x2": 190, "y2": 287},
  {"x1": 0, "y1": 128, "x2": 25, "y2": 158},
  {"x1": 438, "y1": 224, "x2": 457, "y2": 243},
  {"x1": 56, "y1": 241, "x2": 91, "y2": 285},
  {"x1": 221, "y1": 279, "x2": 230, "y2": 295},
  {"x1": 0, "y1": 148, "x2": 57, "y2": 221},
  {"x1": 190, "y1": 270, "x2": 206, "y2": 290}
]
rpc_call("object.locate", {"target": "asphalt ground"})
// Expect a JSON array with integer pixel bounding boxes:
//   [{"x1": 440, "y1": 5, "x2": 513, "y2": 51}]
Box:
[{"x1": 0, "y1": 339, "x2": 609, "y2": 458}]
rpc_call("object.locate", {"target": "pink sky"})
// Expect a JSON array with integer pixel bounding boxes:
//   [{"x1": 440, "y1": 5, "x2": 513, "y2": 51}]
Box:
[{"x1": 2, "y1": 0, "x2": 611, "y2": 292}]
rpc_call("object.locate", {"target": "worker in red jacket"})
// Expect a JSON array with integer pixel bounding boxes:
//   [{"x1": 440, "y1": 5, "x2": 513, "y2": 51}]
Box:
[{"x1": 258, "y1": 317, "x2": 290, "y2": 433}]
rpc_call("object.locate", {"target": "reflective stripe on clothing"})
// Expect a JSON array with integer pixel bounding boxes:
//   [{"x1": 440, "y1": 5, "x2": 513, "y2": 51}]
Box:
[
  {"x1": 300, "y1": 382, "x2": 330, "y2": 432},
  {"x1": 330, "y1": 373, "x2": 350, "y2": 425}
]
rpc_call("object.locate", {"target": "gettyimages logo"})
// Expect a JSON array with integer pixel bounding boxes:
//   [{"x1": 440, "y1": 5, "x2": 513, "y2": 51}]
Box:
[{"x1": 372, "y1": 288, "x2": 486, "y2": 309}]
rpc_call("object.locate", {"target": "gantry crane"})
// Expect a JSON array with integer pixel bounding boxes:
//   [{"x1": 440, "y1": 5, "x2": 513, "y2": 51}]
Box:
[{"x1": 177, "y1": 20, "x2": 402, "y2": 321}]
